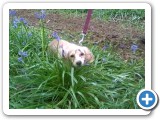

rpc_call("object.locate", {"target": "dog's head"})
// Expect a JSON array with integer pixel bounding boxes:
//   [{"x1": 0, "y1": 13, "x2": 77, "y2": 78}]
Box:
[{"x1": 67, "y1": 47, "x2": 94, "y2": 67}]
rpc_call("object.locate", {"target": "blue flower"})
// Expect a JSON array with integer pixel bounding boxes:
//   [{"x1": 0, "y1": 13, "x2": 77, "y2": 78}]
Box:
[
  {"x1": 18, "y1": 51, "x2": 23, "y2": 56},
  {"x1": 52, "y1": 32, "x2": 60, "y2": 41},
  {"x1": 12, "y1": 17, "x2": 28, "y2": 28},
  {"x1": 28, "y1": 32, "x2": 32, "y2": 37},
  {"x1": 18, "y1": 51, "x2": 28, "y2": 63},
  {"x1": 22, "y1": 52, "x2": 28, "y2": 57},
  {"x1": 18, "y1": 51, "x2": 28, "y2": 57},
  {"x1": 13, "y1": 17, "x2": 20, "y2": 28},
  {"x1": 18, "y1": 57, "x2": 23, "y2": 63},
  {"x1": 22, "y1": 42, "x2": 26, "y2": 46},
  {"x1": 41, "y1": 10, "x2": 45, "y2": 14},
  {"x1": 13, "y1": 22, "x2": 18, "y2": 28},
  {"x1": 131, "y1": 44, "x2": 138, "y2": 53},
  {"x1": 102, "y1": 44, "x2": 109, "y2": 51},
  {"x1": 19, "y1": 17, "x2": 27, "y2": 25},
  {"x1": 102, "y1": 57, "x2": 107, "y2": 63},
  {"x1": 9, "y1": 10, "x2": 16, "y2": 17},
  {"x1": 35, "y1": 10, "x2": 46, "y2": 20}
]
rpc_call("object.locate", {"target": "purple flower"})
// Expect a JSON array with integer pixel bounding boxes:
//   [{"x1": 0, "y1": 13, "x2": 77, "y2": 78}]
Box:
[
  {"x1": 18, "y1": 57, "x2": 23, "y2": 63},
  {"x1": 52, "y1": 32, "x2": 60, "y2": 41},
  {"x1": 13, "y1": 17, "x2": 20, "y2": 28},
  {"x1": 18, "y1": 51, "x2": 28, "y2": 57},
  {"x1": 9, "y1": 10, "x2": 16, "y2": 17},
  {"x1": 131, "y1": 44, "x2": 138, "y2": 53},
  {"x1": 12, "y1": 17, "x2": 28, "y2": 28},
  {"x1": 41, "y1": 10, "x2": 45, "y2": 14},
  {"x1": 13, "y1": 22, "x2": 18, "y2": 28},
  {"x1": 35, "y1": 10, "x2": 46, "y2": 20},
  {"x1": 28, "y1": 32, "x2": 32, "y2": 37},
  {"x1": 18, "y1": 51, "x2": 23, "y2": 56},
  {"x1": 22, "y1": 42, "x2": 26, "y2": 46},
  {"x1": 22, "y1": 52, "x2": 28, "y2": 57},
  {"x1": 19, "y1": 17, "x2": 27, "y2": 25},
  {"x1": 18, "y1": 51, "x2": 28, "y2": 63},
  {"x1": 102, "y1": 44, "x2": 109, "y2": 51}
]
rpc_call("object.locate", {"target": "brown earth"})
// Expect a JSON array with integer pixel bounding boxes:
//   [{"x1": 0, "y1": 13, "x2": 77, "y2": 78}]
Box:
[{"x1": 16, "y1": 10, "x2": 145, "y2": 60}]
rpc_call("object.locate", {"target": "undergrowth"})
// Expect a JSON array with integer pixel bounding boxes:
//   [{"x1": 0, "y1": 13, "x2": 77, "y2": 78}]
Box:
[{"x1": 9, "y1": 9, "x2": 145, "y2": 109}]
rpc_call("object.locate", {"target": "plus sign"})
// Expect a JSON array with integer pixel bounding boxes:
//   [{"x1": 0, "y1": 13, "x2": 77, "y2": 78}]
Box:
[{"x1": 142, "y1": 93, "x2": 153, "y2": 105}]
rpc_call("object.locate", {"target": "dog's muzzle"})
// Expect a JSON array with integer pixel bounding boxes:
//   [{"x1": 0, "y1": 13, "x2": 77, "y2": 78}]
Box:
[{"x1": 76, "y1": 61, "x2": 82, "y2": 66}]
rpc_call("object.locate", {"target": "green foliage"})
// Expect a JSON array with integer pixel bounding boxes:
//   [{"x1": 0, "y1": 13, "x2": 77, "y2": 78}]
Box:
[{"x1": 9, "y1": 10, "x2": 145, "y2": 109}]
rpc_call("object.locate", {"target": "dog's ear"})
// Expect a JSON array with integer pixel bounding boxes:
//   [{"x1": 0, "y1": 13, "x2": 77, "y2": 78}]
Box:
[{"x1": 83, "y1": 47, "x2": 94, "y2": 63}]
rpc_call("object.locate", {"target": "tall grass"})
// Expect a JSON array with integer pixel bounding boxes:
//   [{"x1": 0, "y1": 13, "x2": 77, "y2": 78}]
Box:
[{"x1": 9, "y1": 9, "x2": 145, "y2": 109}]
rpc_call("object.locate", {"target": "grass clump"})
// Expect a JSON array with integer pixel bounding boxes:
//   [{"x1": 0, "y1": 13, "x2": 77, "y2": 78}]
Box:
[{"x1": 9, "y1": 9, "x2": 145, "y2": 109}]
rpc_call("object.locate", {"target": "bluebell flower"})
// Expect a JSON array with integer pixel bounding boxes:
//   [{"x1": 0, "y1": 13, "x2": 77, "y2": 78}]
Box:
[
  {"x1": 22, "y1": 51, "x2": 28, "y2": 57},
  {"x1": 18, "y1": 51, "x2": 28, "y2": 57},
  {"x1": 18, "y1": 57, "x2": 23, "y2": 63},
  {"x1": 102, "y1": 57, "x2": 107, "y2": 63},
  {"x1": 41, "y1": 10, "x2": 45, "y2": 14},
  {"x1": 13, "y1": 17, "x2": 20, "y2": 28},
  {"x1": 13, "y1": 22, "x2": 18, "y2": 28},
  {"x1": 131, "y1": 44, "x2": 138, "y2": 53},
  {"x1": 22, "y1": 42, "x2": 26, "y2": 46},
  {"x1": 102, "y1": 44, "x2": 109, "y2": 51},
  {"x1": 18, "y1": 51, "x2": 28, "y2": 63},
  {"x1": 28, "y1": 32, "x2": 32, "y2": 37},
  {"x1": 18, "y1": 51, "x2": 23, "y2": 56},
  {"x1": 9, "y1": 10, "x2": 16, "y2": 17},
  {"x1": 35, "y1": 10, "x2": 46, "y2": 20},
  {"x1": 12, "y1": 17, "x2": 28, "y2": 28},
  {"x1": 19, "y1": 17, "x2": 27, "y2": 25},
  {"x1": 52, "y1": 32, "x2": 60, "y2": 41}
]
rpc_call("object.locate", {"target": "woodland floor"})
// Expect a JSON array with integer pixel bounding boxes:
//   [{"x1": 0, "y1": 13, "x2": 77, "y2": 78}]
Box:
[{"x1": 16, "y1": 10, "x2": 145, "y2": 60}]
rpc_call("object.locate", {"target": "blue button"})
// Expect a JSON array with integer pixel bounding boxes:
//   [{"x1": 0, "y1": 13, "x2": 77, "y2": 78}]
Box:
[{"x1": 137, "y1": 89, "x2": 158, "y2": 110}]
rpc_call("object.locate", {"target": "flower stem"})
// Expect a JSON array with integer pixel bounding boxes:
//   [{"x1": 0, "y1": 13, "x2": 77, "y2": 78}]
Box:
[{"x1": 41, "y1": 19, "x2": 45, "y2": 59}]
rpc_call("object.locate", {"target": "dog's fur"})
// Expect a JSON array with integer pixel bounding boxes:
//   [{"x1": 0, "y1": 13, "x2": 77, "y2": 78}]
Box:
[{"x1": 48, "y1": 40, "x2": 94, "y2": 66}]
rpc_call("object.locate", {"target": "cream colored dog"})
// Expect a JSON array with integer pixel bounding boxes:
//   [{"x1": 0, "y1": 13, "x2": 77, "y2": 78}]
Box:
[{"x1": 48, "y1": 40, "x2": 94, "y2": 66}]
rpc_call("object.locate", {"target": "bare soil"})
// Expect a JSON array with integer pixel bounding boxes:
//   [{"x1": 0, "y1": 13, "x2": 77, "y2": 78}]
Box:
[{"x1": 16, "y1": 10, "x2": 145, "y2": 60}]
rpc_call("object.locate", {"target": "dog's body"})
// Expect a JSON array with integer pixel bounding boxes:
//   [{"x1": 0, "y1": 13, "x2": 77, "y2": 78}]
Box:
[{"x1": 48, "y1": 40, "x2": 94, "y2": 66}]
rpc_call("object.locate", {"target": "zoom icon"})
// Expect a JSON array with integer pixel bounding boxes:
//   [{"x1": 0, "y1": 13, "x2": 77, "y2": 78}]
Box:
[{"x1": 137, "y1": 89, "x2": 158, "y2": 110}]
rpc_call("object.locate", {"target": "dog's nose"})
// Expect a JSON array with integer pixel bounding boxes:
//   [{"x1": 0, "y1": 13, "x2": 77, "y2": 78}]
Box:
[{"x1": 76, "y1": 61, "x2": 82, "y2": 66}]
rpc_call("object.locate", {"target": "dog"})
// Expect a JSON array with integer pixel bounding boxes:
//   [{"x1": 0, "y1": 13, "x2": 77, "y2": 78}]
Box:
[{"x1": 48, "y1": 39, "x2": 94, "y2": 67}]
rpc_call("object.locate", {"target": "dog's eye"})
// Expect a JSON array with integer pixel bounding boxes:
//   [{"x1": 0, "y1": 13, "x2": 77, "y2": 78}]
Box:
[
  {"x1": 80, "y1": 53, "x2": 84, "y2": 56},
  {"x1": 70, "y1": 55, "x2": 75, "y2": 58}
]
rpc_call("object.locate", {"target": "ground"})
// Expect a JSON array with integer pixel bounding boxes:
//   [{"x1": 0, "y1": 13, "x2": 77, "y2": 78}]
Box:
[{"x1": 16, "y1": 10, "x2": 145, "y2": 60}]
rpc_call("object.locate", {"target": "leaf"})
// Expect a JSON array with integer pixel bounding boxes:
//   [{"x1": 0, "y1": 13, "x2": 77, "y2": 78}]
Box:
[
  {"x1": 55, "y1": 90, "x2": 69, "y2": 107},
  {"x1": 71, "y1": 67, "x2": 74, "y2": 86},
  {"x1": 62, "y1": 71, "x2": 65, "y2": 86},
  {"x1": 70, "y1": 87, "x2": 79, "y2": 108},
  {"x1": 78, "y1": 75, "x2": 86, "y2": 82},
  {"x1": 77, "y1": 91, "x2": 89, "y2": 104},
  {"x1": 88, "y1": 93, "x2": 100, "y2": 106}
]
